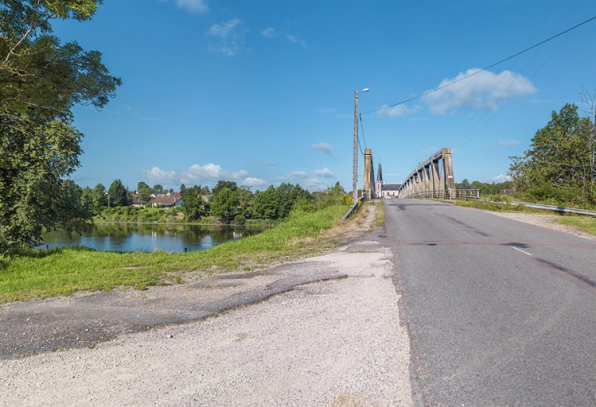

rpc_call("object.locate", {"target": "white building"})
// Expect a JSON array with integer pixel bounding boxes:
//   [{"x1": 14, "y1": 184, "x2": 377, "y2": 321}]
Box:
[{"x1": 375, "y1": 163, "x2": 401, "y2": 198}]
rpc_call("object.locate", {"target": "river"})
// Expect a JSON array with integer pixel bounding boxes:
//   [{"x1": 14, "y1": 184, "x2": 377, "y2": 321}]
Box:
[{"x1": 39, "y1": 223, "x2": 268, "y2": 253}]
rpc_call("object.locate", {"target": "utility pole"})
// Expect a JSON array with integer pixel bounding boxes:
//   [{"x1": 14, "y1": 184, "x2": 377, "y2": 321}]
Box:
[
  {"x1": 353, "y1": 88, "x2": 369, "y2": 203},
  {"x1": 353, "y1": 90, "x2": 359, "y2": 203}
]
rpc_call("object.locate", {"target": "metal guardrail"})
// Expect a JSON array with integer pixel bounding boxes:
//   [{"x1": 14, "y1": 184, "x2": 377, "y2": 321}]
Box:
[
  {"x1": 510, "y1": 201, "x2": 596, "y2": 217},
  {"x1": 342, "y1": 197, "x2": 365, "y2": 220}
]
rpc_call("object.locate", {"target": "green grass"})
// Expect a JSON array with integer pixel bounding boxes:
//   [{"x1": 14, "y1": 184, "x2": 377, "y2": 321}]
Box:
[
  {"x1": 553, "y1": 216, "x2": 596, "y2": 235},
  {"x1": 0, "y1": 205, "x2": 350, "y2": 303},
  {"x1": 454, "y1": 199, "x2": 553, "y2": 214}
]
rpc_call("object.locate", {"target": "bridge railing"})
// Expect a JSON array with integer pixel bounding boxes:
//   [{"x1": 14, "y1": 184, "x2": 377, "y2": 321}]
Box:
[
  {"x1": 403, "y1": 189, "x2": 480, "y2": 200},
  {"x1": 398, "y1": 148, "x2": 456, "y2": 199}
]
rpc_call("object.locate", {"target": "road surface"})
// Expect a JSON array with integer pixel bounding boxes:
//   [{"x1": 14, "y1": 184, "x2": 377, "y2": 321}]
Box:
[{"x1": 385, "y1": 199, "x2": 596, "y2": 406}]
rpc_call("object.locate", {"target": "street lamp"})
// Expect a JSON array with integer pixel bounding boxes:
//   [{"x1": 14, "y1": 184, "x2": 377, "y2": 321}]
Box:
[{"x1": 353, "y1": 87, "x2": 369, "y2": 203}]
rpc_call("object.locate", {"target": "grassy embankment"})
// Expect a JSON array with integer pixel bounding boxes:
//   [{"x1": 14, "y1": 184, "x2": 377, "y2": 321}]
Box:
[
  {"x1": 454, "y1": 196, "x2": 596, "y2": 236},
  {"x1": 0, "y1": 205, "x2": 352, "y2": 303}
]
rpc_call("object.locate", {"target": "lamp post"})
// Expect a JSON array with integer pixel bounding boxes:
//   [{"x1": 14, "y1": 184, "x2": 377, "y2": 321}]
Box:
[{"x1": 353, "y1": 88, "x2": 369, "y2": 203}]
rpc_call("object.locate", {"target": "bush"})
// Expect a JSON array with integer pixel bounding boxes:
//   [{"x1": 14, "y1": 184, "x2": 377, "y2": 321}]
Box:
[{"x1": 233, "y1": 214, "x2": 246, "y2": 225}]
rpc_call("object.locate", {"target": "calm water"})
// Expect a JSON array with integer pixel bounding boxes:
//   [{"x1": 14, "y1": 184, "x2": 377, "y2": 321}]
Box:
[{"x1": 39, "y1": 223, "x2": 267, "y2": 253}]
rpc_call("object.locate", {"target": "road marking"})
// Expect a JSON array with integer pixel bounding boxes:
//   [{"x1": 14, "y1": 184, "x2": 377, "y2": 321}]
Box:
[{"x1": 512, "y1": 246, "x2": 533, "y2": 256}]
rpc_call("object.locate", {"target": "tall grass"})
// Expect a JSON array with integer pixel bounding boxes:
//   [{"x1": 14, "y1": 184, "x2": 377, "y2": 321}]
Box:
[
  {"x1": 0, "y1": 205, "x2": 350, "y2": 303},
  {"x1": 553, "y1": 216, "x2": 596, "y2": 235}
]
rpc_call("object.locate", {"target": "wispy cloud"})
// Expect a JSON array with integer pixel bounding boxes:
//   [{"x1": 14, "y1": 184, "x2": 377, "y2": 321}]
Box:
[
  {"x1": 173, "y1": 0, "x2": 208, "y2": 13},
  {"x1": 261, "y1": 27, "x2": 276, "y2": 39},
  {"x1": 287, "y1": 34, "x2": 307, "y2": 48},
  {"x1": 314, "y1": 168, "x2": 335, "y2": 178},
  {"x1": 312, "y1": 142, "x2": 333, "y2": 156},
  {"x1": 498, "y1": 140, "x2": 522, "y2": 146},
  {"x1": 206, "y1": 18, "x2": 245, "y2": 56},
  {"x1": 377, "y1": 104, "x2": 422, "y2": 118},
  {"x1": 492, "y1": 174, "x2": 512, "y2": 183},
  {"x1": 424, "y1": 69, "x2": 537, "y2": 115},
  {"x1": 241, "y1": 177, "x2": 268, "y2": 187},
  {"x1": 142, "y1": 163, "x2": 259, "y2": 187}
]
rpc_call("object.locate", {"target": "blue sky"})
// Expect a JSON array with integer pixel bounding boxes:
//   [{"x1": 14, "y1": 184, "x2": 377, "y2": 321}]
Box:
[{"x1": 54, "y1": 0, "x2": 596, "y2": 192}]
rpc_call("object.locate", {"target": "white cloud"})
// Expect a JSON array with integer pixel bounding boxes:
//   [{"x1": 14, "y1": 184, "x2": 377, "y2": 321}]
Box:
[
  {"x1": 181, "y1": 163, "x2": 248, "y2": 183},
  {"x1": 174, "y1": 0, "x2": 208, "y2": 13},
  {"x1": 206, "y1": 18, "x2": 245, "y2": 56},
  {"x1": 290, "y1": 171, "x2": 308, "y2": 179},
  {"x1": 241, "y1": 177, "x2": 268, "y2": 187},
  {"x1": 498, "y1": 140, "x2": 522, "y2": 146},
  {"x1": 492, "y1": 174, "x2": 512, "y2": 183},
  {"x1": 314, "y1": 167, "x2": 335, "y2": 178},
  {"x1": 424, "y1": 69, "x2": 537, "y2": 115},
  {"x1": 312, "y1": 142, "x2": 333, "y2": 155},
  {"x1": 142, "y1": 163, "x2": 251, "y2": 185},
  {"x1": 141, "y1": 167, "x2": 180, "y2": 184},
  {"x1": 261, "y1": 27, "x2": 276, "y2": 39},
  {"x1": 303, "y1": 178, "x2": 331, "y2": 192},
  {"x1": 287, "y1": 34, "x2": 307, "y2": 48},
  {"x1": 378, "y1": 104, "x2": 422, "y2": 118}
]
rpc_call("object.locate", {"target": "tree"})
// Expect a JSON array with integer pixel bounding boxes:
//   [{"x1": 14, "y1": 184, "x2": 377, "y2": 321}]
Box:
[
  {"x1": 508, "y1": 103, "x2": 595, "y2": 205},
  {"x1": 136, "y1": 181, "x2": 152, "y2": 201},
  {"x1": 181, "y1": 185, "x2": 205, "y2": 221},
  {"x1": 80, "y1": 186, "x2": 94, "y2": 214},
  {"x1": 92, "y1": 183, "x2": 107, "y2": 212},
  {"x1": 0, "y1": 1, "x2": 120, "y2": 253},
  {"x1": 321, "y1": 182, "x2": 348, "y2": 207},
  {"x1": 153, "y1": 184, "x2": 163, "y2": 194},
  {"x1": 210, "y1": 188, "x2": 239, "y2": 223},
  {"x1": 212, "y1": 180, "x2": 237, "y2": 197},
  {"x1": 108, "y1": 179, "x2": 128, "y2": 207},
  {"x1": 253, "y1": 186, "x2": 278, "y2": 219},
  {"x1": 458, "y1": 179, "x2": 471, "y2": 189}
]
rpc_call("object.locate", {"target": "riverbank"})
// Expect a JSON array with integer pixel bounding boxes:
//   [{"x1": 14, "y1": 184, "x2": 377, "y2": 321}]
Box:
[
  {"x1": 0, "y1": 204, "x2": 373, "y2": 303},
  {"x1": 0, "y1": 202, "x2": 413, "y2": 407}
]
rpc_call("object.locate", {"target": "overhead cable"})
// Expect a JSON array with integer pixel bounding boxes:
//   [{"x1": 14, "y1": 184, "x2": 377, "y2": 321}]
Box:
[{"x1": 361, "y1": 14, "x2": 596, "y2": 116}]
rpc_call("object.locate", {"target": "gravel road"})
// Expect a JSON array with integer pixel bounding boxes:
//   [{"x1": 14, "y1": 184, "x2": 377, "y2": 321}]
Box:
[{"x1": 0, "y1": 207, "x2": 414, "y2": 407}]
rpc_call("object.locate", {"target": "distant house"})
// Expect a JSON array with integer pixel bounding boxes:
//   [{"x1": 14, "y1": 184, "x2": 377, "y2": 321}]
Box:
[
  {"x1": 152, "y1": 195, "x2": 182, "y2": 208},
  {"x1": 131, "y1": 199, "x2": 148, "y2": 208},
  {"x1": 375, "y1": 163, "x2": 401, "y2": 198}
]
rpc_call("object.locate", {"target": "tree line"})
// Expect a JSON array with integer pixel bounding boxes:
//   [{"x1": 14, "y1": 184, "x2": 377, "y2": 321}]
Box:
[
  {"x1": 508, "y1": 101, "x2": 596, "y2": 208},
  {"x1": 70, "y1": 179, "x2": 351, "y2": 225}
]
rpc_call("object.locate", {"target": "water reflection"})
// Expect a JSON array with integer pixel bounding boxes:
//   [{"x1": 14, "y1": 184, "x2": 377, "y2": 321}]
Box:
[{"x1": 39, "y1": 223, "x2": 266, "y2": 253}]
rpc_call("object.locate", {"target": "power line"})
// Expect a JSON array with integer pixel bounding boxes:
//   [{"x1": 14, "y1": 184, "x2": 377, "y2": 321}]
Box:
[
  {"x1": 359, "y1": 113, "x2": 367, "y2": 149},
  {"x1": 361, "y1": 14, "x2": 596, "y2": 116}
]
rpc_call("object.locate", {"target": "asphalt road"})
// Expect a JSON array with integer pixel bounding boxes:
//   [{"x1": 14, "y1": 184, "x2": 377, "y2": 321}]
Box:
[{"x1": 385, "y1": 199, "x2": 596, "y2": 407}]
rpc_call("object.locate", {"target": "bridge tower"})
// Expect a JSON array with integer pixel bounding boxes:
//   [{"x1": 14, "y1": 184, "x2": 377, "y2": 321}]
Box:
[{"x1": 363, "y1": 149, "x2": 375, "y2": 199}]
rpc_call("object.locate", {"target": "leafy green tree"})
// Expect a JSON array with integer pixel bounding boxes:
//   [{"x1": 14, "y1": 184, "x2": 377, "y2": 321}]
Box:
[
  {"x1": 108, "y1": 179, "x2": 128, "y2": 207},
  {"x1": 181, "y1": 185, "x2": 205, "y2": 221},
  {"x1": 81, "y1": 186, "x2": 94, "y2": 214},
  {"x1": 153, "y1": 184, "x2": 163, "y2": 194},
  {"x1": 237, "y1": 186, "x2": 254, "y2": 217},
  {"x1": 321, "y1": 182, "x2": 347, "y2": 208},
  {"x1": 212, "y1": 180, "x2": 237, "y2": 197},
  {"x1": 0, "y1": 1, "x2": 120, "y2": 253},
  {"x1": 458, "y1": 179, "x2": 471, "y2": 189},
  {"x1": 210, "y1": 188, "x2": 239, "y2": 223},
  {"x1": 253, "y1": 186, "x2": 278, "y2": 219},
  {"x1": 509, "y1": 103, "x2": 595, "y2": 205},
  {"x1": 92, "y1": 183, "x2": 107, "y2": 212},
  {"x1": 276, "y1": 183, "x2": 310, "y2": 218},
  {"x1": 136, "y1": 181, "x2": 152, "y2": 201}
]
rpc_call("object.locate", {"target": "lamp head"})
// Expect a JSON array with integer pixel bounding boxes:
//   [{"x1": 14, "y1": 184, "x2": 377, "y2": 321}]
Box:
[{"x1": 362, "y1": 88, "x2": 370, "y2": 92}]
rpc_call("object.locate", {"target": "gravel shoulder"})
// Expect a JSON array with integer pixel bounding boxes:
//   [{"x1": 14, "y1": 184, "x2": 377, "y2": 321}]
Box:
[
  {"x1": 0, "y1": 205, "x2": 414, "y2": 406},
  {"x1": 483, "y1": 211, "x2": 596, "y2": 241}
]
